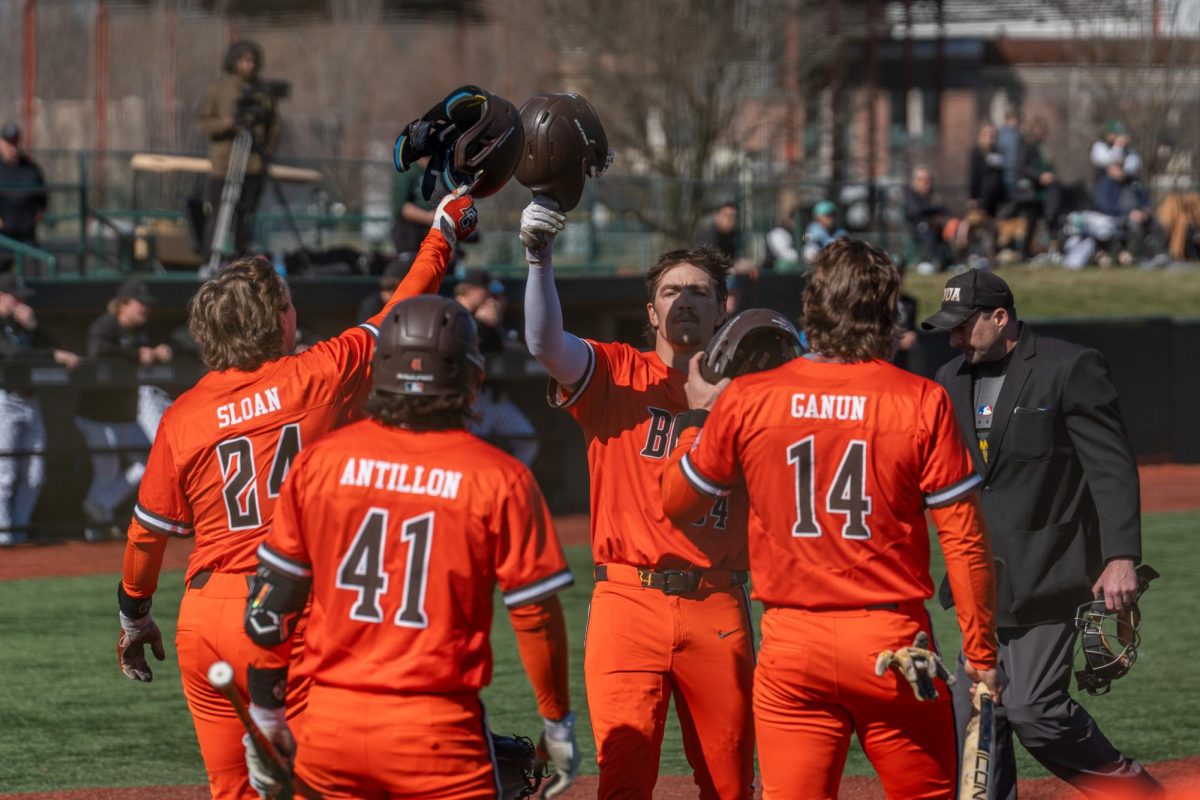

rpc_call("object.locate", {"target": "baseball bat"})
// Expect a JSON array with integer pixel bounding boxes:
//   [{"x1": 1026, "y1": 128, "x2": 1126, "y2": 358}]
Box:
[
  {"x1": 958, "y1": 683, "x2": 995, "y2": 800},
  {"x1": 207, "y1": 661, "x2": 296, "y2": 800}
]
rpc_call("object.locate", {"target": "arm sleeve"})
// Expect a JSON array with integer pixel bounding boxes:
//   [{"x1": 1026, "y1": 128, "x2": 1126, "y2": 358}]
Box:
[
  {"x1": 132, "y1": 427, "x2": 194, "y2": 538},
  {"x1": 1062, "y1": 349, "x2": 1141, "y2": 563},
  {"x1": 931, "y1": 494, "x2": 997, "y2": 670},
  {"x1": 121, "y1": 519, "x2": 170, "y2": 599},
  {"x1": 523, "y1": 250, "x2": 590, "y2": 389},
  {"x1": 662, "y1": 425, "x2": 715, "y2": 524},
  {"x1": 260, "y1": 450, "x2": 314, "y2": 573},
  {"x1": 493, "y1": 467, "x2": 574, "y2": 608},
  {"x1": 671, "y1": 389, "x2": 743, "y2": 508},
  {"x1": 508, "y1": 596, "x2": 571, "y2": 720},
  {"x1": 918, "y1": 384, "x2": 982, "y2": 507},
  {"x1": 364, "y1": 228, "x2": 453, "y2": 332}
]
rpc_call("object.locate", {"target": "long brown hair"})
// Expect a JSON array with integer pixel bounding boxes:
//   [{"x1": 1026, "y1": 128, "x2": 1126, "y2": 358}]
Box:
[
  {"x1": 364, "y1": 390, "x2": 476, "y2": 431},
  {"x1": 802, "y1": 238, "x2": 899, "y2": 362},
  {"x1": 188, "y1": 257, "x2": 289, "y2": 371}
]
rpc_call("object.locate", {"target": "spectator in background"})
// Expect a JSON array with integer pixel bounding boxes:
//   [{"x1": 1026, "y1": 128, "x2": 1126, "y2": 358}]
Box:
[
  {"x1": 356, "y1": 257, "x2": 410, "y2": 323},
  {"x1": 390, "y1": 157, "x2": 438, "y2": 260},
  {"x1": 695, "y1": 201, "x2": 756, "y2": 314},
  {"x1": 1090, "y1": 121, "x2": 1141, "y2": 185},
  {"x1": 0, "y1": 123, "x2": 48, "y2": 272},
  {"x1": 1013, "y1": 117, "x2": 1065, "y2": 259},
  {"x1": 0, "y1": 273, "x2": 79, "y2": 545},
  {"x1": 968, "y1": 122, "x2": 1008, "y2": 218},
  {"x1": 904, "y1": 165, "x2": 951, "y2": 274},
  {"x1": 197, "y1": 40, "x2": 279, "y2": 261},
  {"x1": 996, "y1": 106, "x2": 1023, "y2": 197},
  {"x1": 801, "y1": 200, "x2": 847, "y2": 266},
  {"x1": 1095, "y1": 161, "x2": 1157, "y2": 265},
  {"x1": 453, "y1": 270, "x2": 539, "y2": 466},
  {"x1": 761, "y1": 206, "x2": 801, "y2": 273},
  {"x1": 75, "y1": 279, "x2": 172, "y2": 541}
]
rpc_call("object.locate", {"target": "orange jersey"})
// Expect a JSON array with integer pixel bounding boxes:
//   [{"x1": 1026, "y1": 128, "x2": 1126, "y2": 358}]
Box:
[
  {"x1": 680, "y1": 358, "x2": 981, "y2": 609},
  {"x1": 553, "y1": 339, "x2": 748, "y2": 570},
  {"x1": 260, "y1": 421, "x2": 573, "y2": 695},
  {"x1": 126, "y1": 232, "x2": 452, "y2": 587}
]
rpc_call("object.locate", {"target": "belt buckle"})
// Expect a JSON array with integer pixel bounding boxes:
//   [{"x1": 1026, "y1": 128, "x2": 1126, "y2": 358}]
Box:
[{"x1": 659, "y1": 569, "x2": 698, "y2": 596}]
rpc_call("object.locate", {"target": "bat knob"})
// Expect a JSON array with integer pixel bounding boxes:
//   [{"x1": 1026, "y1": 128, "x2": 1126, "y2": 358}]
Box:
[{"x1": 208, "y1": 660, "x2": 235, "y2": 690}]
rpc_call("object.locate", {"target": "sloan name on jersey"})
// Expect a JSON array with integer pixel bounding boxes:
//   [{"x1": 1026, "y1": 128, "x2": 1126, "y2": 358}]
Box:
[
  {"x1": 216, "y1": 387, "x2": 282, "y2": 429},
  {"x1": 790, "y1": 392, "x2": 867, "y2": 421},
  {"x1": 338, "y1": 457, "x2": 463, "y2": 500}
]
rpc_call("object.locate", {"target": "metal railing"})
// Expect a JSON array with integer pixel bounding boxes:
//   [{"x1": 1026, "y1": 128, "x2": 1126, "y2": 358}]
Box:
[{"x1": 0, "y1": 233, "x2": 58, "y2": 277}]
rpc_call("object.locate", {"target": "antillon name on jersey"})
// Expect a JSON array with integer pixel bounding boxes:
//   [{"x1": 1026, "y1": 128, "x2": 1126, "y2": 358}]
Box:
[
  {"x1": 338, "y1": 456, "x2": 463, "y2": 500},
  {"x1": 217, "y1": 386, "x2": 283, "y2": 429},
  {"x1": 791, "y1": 392, "x2": 867, "y2": 421}
]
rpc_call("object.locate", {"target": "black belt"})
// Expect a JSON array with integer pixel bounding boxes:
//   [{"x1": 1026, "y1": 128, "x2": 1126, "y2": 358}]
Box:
[{"x1": 593, "y1": 564, "x2": 749, "y2": 596}]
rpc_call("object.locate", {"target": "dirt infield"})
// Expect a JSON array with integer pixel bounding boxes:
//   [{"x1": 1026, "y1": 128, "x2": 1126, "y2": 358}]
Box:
[
  {"x1": 2, "y1": 464, "x2": 1193, "y2": 580},
  {"x1": 4, "y1": 755, "x2": 1200, "y2": 799}
]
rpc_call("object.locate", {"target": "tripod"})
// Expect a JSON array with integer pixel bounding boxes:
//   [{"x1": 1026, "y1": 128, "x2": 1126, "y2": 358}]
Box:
[{"x1": 204, "y1": 125, "x2": 312, "y2": 276}]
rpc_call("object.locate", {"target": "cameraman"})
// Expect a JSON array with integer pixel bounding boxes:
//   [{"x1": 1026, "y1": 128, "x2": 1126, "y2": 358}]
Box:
[{"x1": 197, "y1": 40, "x2": 280, "y2": 258}]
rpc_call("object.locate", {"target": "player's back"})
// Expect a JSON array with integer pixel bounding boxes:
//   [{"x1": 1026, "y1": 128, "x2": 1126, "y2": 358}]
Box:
[
  {"x1": 269, "y1": 419, "x2": 566, "y2": 696},
  {"x1": 135, "y1": 329, "x2": 376, "y2": 582},
  {"x1": 724, "y1": 356, "x2": 977, "y2": 609}
]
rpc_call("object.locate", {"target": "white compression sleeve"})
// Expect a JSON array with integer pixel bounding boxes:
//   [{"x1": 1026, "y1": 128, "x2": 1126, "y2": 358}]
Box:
[{"x1": 524, "y1": 248, "x2": 590, "y2": 389}]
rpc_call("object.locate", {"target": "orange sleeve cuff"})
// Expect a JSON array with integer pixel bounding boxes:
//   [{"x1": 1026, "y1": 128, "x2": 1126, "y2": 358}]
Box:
[
  {"x1": 508, "y1": 595, "x2": 571, "y2": 721},
  {"x1": 367, "y1": 229, "x2": 452, "y2": 329},
  {"x1": 932, "y1": 494, "x2": 999, "y2": 670},
  {"x1": 661, "y1": 427, "x2": 710, "y2": 524},
  {"x1": 121, "y1": 519, "x2": 169, "y2": 599}
]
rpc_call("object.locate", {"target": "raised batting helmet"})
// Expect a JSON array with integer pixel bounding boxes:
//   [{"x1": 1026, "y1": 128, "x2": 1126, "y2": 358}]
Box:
[
  {"x1": 514, "y1": 93, "x2": 613, "y2": 212},
  {"x1": 490, "y1": 733, "x2": 545, "y2": 800},
  {"x1": 700, "y1": 309, "x2": 806, "y2": 384},
  {"x1": 372, "y1": 295, "x2": 484, "y2": 397},
  {"x1": 1074, "y1": 564, "x2": 1159, "y2": 695},
  {"x1": 394, "y1": 85, "x2": 524, "y2": 200}
]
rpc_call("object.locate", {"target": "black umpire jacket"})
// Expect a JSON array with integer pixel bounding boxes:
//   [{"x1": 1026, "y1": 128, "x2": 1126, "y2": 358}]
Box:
[{"x1": 936, "y1": 323, "x2": 1142, "y2": 627}]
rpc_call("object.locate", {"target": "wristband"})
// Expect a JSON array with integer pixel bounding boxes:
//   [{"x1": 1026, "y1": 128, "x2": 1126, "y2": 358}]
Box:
[{"x1": 117, "y1": 582, "x2": 152, "y2": 620}]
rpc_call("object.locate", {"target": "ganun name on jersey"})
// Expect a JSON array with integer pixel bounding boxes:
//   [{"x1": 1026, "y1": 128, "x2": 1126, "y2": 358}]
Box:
[
  {"x1": 791, "y1": 393, "x2": 868, "y2": 421},
  {"x1": 338, "y1": 457, "x2": 463, "y2": 499},
  {"x1": 217, "y1": 387, "x2": 282, "y2": 429}
]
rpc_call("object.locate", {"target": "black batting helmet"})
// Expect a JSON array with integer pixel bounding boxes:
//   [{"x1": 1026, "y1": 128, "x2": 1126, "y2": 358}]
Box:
[
  {"x1": 515, "y1": 92, "x2": 613, "y2": 212},
  {"x1": 394, "y1": 85, "x2": 524, "y2": 201},
  {"x1": 1074, "y1": 564, "x2": 1160, "y2": 695},
  {"x1": 700, "y1": 309, "x2": 806, "y2": 384},
  {"x1": 372, "y1": 295, "x2": 484, "y2": 397}
]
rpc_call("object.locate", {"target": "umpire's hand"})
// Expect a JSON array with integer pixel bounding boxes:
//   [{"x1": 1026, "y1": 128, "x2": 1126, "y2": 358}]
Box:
[{"x1": 1092, "y1": 557, "x2": 1138, "y2": 613}]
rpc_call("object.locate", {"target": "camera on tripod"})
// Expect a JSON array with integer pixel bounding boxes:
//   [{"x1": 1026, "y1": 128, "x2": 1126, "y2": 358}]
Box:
[{"x1": 235, "y1": 78, "x2": 291, "y2": 130}]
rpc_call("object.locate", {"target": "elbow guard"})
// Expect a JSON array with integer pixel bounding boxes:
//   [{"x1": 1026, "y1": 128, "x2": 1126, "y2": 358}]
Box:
[{"x1": 244, "y1": 558, "x2": 311, "y2": 648}]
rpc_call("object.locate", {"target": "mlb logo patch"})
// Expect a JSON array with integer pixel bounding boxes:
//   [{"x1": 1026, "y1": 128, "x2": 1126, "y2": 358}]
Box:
[
  {"x1": 977, "y1": 404, "x2": 993, "y2": 416},
  {"x1": 404, "y1": 381, "x2": 425, "y2": 393}
]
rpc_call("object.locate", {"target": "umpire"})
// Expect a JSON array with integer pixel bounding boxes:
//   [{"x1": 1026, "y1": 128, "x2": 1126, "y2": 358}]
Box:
[{"x1": 922, "y1": 270, "x2": 1162, "y2": 798}]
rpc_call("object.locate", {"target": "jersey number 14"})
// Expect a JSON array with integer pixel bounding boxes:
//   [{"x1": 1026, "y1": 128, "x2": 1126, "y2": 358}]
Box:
[{"x1": 787, "y1": 436, "x2": 873, "y2": 539}]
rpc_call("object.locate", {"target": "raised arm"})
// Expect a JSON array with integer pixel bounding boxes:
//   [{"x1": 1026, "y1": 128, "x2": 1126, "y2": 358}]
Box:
[{"x1": 521, "y1": 201, "x2": 590, "y2": 389}]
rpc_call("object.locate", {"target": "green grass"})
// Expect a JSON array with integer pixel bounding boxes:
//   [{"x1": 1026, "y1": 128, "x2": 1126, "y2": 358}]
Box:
[
  {"x1": 905, "y1": 266, "x2": 1200, "y2": 321},
  {"x1": 1, "y1": 512, "x2": 1197, "y2": 791}
]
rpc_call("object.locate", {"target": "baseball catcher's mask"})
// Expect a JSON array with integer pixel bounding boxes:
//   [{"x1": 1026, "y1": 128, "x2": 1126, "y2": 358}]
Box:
[
  {"x1": 700, "y1": 309, "x2": 806, "y2": 384},
  {"x1": 515, "y1": 92, "x2": 614, "y2": 212},
  {"x1": 1073, "y1": 563, "x2": 1160, "y2": 696},
  {"x1": 490, "y1": 733, "x2": 545, "y2": 800},
  {"x1": 372, "y1": 295, "x2": 484, "y2": 397},
  {"x1": 394, "y1": 85, "x2": 524, "y2": 200}
]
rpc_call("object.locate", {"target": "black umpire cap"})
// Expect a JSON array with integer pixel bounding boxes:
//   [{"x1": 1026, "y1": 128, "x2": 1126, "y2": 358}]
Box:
[{"x1": 921, "y1": 270, "x2": 1015, "y2": 331}]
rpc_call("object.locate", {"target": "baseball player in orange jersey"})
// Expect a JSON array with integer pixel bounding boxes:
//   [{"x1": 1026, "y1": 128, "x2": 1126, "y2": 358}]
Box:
[
  {"x1": 521, "y1": 203, "x2": 755, "y2": 799},
  {"x1": 114, "y1": 191, "x2": 478, "y2": 800},
  {"x1": 242, "y1": 295, "x2": 579, "y2": 799},
  {"x1": 661, "y1": 239, "x2": 1003, "y2": 800}
]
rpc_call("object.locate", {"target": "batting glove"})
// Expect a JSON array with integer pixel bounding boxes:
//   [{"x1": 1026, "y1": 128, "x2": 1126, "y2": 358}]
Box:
[
  {"x1": 117, "y1": 611, "x2": 165, "y2": 683},
  {"x1": 535, "y1": 711, "x2": 580, "y2": 799},
  {"x1": 520, "y1": 199, "x2": 567, "y2": 258},
  {"x1": 243, "y1": 703, "x2": 295, "y2": 799},
  {"x1": 432, "y1": 187, "x2": 478, "y2": 247},
  {"x1": 874, "y1": 631, "x2": 955, "y2": 701}
]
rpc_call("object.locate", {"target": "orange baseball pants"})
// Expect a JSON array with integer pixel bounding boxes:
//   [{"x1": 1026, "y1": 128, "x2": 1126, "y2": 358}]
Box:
[
  {"x1": 175, "y1": 571, "x2": 309, "y2": 800},
  {"x1": 585, "y1": 569, "x2": 756, "y2": 800},
  {"x1": 294, "y1": 684, "x2": 499, "y2": 799},
  {"x1": 754, "y1": 601, "x2": 957, "y2": 800}
]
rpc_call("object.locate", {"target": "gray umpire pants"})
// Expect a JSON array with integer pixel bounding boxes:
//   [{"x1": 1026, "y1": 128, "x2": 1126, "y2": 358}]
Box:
[
  {"x1": 0, "y1": 390, "x2": 45, "y2": 543},
  {"x1": 952, "y1": 620, "x2": 1161, "y2": 799}
]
